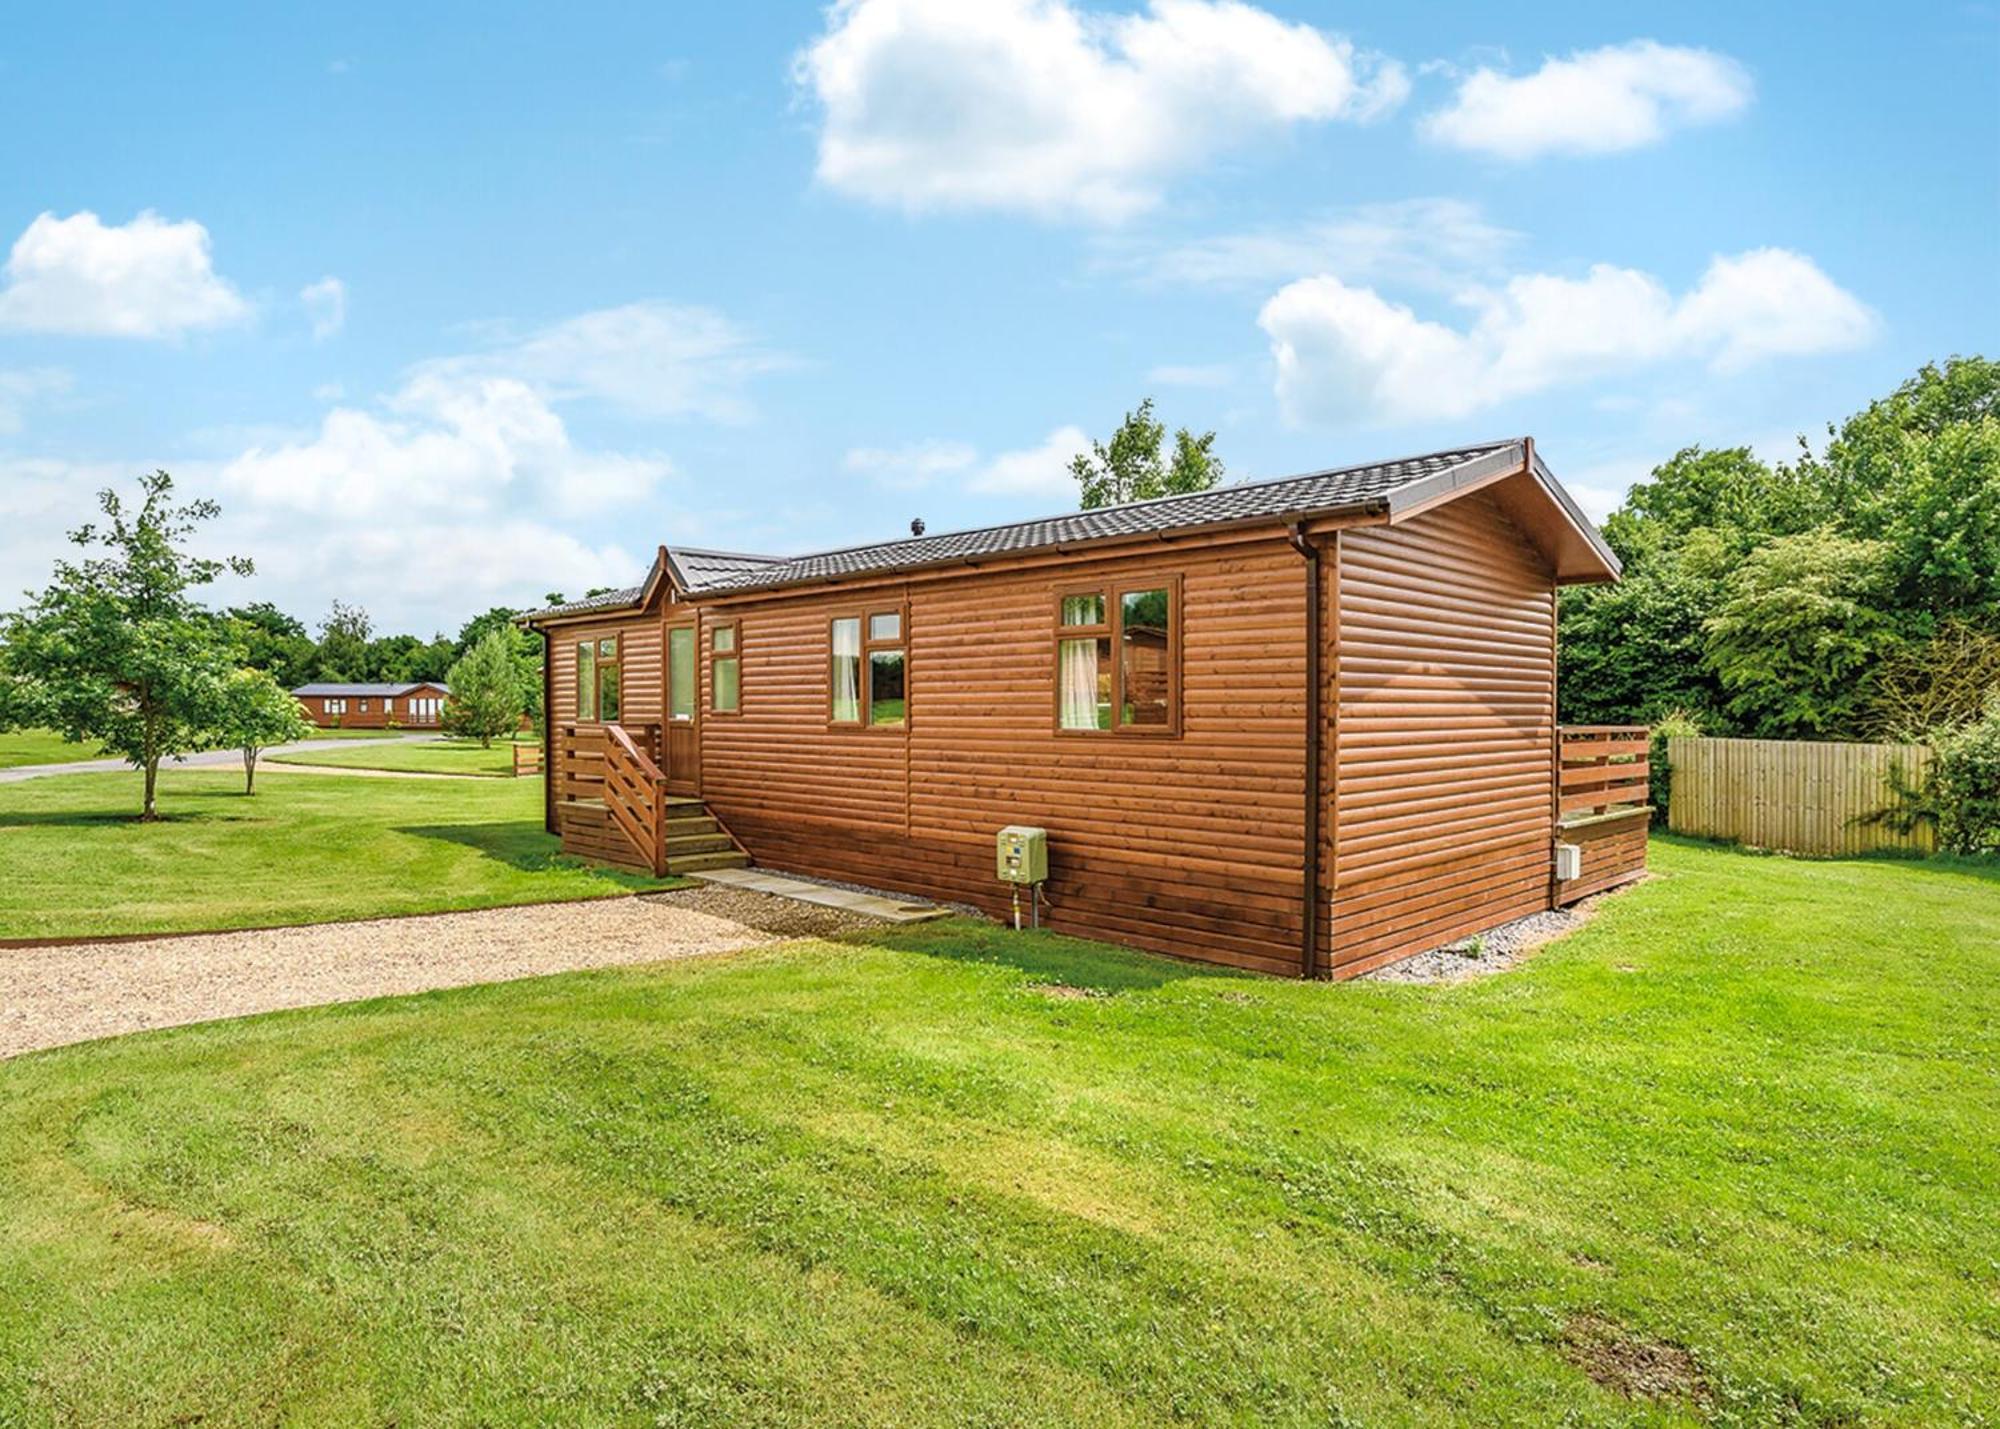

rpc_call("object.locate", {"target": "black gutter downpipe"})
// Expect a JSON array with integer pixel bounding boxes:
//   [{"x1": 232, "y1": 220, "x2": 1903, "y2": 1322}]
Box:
[{"x1": 1286, "y1": 521, "x2": 1324, "y2": 980}]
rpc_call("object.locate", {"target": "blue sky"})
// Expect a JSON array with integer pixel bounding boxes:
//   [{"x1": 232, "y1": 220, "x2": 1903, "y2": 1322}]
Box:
[{"x1": 0, "y1": 1, "x2": 1994, "y2": 633}]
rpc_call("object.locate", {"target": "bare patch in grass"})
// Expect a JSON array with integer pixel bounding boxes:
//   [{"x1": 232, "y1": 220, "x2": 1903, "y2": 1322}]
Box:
[
  {"x1": 1027, "y1": 982, "x2": 1107, "y2": 1001},
  {"x1": 1560, "y1": 1312, "x2": 1709, "y2": 1406}
]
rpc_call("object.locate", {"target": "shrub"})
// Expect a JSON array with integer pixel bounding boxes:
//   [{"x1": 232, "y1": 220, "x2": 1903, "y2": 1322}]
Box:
[
  {"x1": 1647, "y1": 709, "x2": 1705, "y2": 825},
  {"x1": 1930, "y1": 695, "x2": 2000, "y2": 854}
]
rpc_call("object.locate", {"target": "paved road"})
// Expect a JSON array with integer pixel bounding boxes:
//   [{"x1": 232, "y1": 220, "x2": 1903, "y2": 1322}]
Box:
[{"x1": 0, "y1": 733, "x2": 440, "y2": 785}]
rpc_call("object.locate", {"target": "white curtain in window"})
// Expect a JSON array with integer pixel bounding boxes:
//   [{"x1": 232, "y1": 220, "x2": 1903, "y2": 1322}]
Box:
[
  {"x1": 833, "y1": 619, "x2": 862, "y2": 722},
  {"x1": 1059, "y1": 639, "x2": 1099, "y2": 730}
]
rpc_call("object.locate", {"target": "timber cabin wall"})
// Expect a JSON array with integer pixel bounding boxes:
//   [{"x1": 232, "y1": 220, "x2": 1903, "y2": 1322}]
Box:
[
  {"x1": 298, "y1": 683, "x2": 449, "y2": 729},
  {"x1": 547, "y1": 608, "x2": 667, "y2": 837},
  {"x1": 701, "y1": 536, "x2": 1312, "y2": 977},
  {"x1": 1325, "y1": 492, "x2": 1558, "y2": 977}
]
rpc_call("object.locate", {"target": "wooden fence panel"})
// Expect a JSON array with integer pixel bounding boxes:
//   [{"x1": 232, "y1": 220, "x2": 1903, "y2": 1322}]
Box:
[{"x1": 1666, "y1": 736, "x2": 1933, "y2": 856}]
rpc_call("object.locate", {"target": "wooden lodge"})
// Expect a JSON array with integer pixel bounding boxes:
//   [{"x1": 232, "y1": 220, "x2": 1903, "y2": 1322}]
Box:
[
  {"x1": 291, "y1": 681, "x2": 450, "y2": 730},
  {"x1": 520, "y1": 439, "x2": 1650, "y2": 979}
]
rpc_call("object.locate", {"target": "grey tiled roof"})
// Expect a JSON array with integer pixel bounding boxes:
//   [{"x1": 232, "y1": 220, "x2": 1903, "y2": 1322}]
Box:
[
  {"x1": 291, "y1": 682, "x2": 449, "y2": 697},
  {"x1": 518, "y1": 439, "x2": 1582, "y2": 617},
  {"x1": 669, "y1": 547, "x2": 785, "y2": 588},
  {"x1": 693, "y1": 441, "x2": 1524, "y2": 594},
  {"x1": 521, "y1": 587, "x2": 645, "y2": 620}
]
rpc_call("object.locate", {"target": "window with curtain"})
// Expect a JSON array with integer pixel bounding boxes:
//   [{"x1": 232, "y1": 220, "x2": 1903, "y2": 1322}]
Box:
[
  {"x1": 1055, "y1": 579, "x2": 1178, "y2": 735},
  {"x1": 711, "y1": 622, "x2": 741, "y2": 713},
  {"x1": 831, "y1": 617, "x2": 862, "y2": 723},
  {"x1": 831, "y1": 608, "x2": 907, "y2": 726}
]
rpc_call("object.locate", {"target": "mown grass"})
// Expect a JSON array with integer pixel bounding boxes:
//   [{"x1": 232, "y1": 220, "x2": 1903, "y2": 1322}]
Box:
[
  {"x1": 269, "y1": 737, "x2": 526, "y2": 777},
  {"x1": 1, "y1": 838, "x2": 1993, "y2": 1424},
  {"x1": 0, "y1": 770, "x2": 674, "y2": 939},
  {"x1": 0, "y1": 728, "x2": 104, "y2": 768}
]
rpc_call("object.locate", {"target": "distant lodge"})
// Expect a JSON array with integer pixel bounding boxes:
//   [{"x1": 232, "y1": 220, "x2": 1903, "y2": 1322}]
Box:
[{"x1": 291, "y1": 682, "x2": 450, "y2": 729}]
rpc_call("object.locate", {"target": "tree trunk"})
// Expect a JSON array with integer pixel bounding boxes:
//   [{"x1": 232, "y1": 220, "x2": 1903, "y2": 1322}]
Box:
[
  {"x1": 141, "y1": 756, "x2": 159, "y2": 821},
  {"x1": 244, "y1": 747, "x2": 257, "y2": 794}
]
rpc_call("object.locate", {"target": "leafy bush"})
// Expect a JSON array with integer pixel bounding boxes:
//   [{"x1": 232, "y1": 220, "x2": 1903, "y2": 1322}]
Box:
[
  {"x1": 1647, "y1": 709, "x2": 1705, "y2": 825},
  {"x1": 1930, "y1": 696, "x2": 2000, "y2": 854}
]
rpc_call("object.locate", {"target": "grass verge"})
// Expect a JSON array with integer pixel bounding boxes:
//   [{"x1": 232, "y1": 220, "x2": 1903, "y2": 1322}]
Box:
[
  {"x1": 270, "y1": 738, "x2": 526, "y2": 778},
  {"x1": 0, "y1": 769, "x2": 674, "y2": 939},
  {"x1": 0, "y1": 838, "x2": 1993, "y2": 1423}
]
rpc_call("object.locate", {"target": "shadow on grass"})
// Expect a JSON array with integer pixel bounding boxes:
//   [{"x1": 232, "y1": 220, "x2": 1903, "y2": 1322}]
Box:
[
  {"x1": 839, "y1": 916, "x2": 1243, "y2": 995},
  {"x1": 399, "y1": 820, "x2": 673, "y2": 890}
]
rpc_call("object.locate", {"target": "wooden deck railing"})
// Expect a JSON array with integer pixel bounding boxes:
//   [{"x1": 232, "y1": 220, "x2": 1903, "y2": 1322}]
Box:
[
  {"x1": 1558, "y1": 725, "x2": 1650, "y2": 819},
  {"x1": 600, "y1": 724, "x2": 669, "y2": 875}
]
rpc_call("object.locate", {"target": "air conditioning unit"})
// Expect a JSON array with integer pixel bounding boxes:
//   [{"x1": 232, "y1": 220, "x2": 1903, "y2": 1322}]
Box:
[{"x1": 1554, "y1": 842, "x2": 1583, "y2": 882}]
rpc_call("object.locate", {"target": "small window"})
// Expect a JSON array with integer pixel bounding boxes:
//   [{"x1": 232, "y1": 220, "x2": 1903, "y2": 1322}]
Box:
[
  {"x1": 831, "y1": 608, "x2": 907, "y2": 727},
  {"x1": 830, "y1": 618, "x2": 862, "y2": 723},
  {"x1": 359, "y1": 699, "x2": 370, "y2": 713},
  {"x1": 1055, "y1": 579, "x2": 1178, "y2": 735},
  {"x1": 668, "y1": 627, "x2": 695, "y2": 721},
  {"x1": 575, "y1": 641, "x2": 597, "y2": 721},
  {"x1": 711, "y1": 621, "x2": 741, "y2": 714}
]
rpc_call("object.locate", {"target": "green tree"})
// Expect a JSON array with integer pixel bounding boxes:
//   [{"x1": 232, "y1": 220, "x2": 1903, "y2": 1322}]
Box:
[
  {"x1": 226, "y1": 602, "x2": 316, "y2": 689},
  {"x1": 443, "y1": 629, "x2": 523, "y2": 748},
  {"x1": 214, "y1": 667, "x2": 312, "y2": 793},
  {"x1": 1070, "y1": 398, "x2": 1225, "y2": 508},
  {"x1": 455, "y1": 606, "x2": 543, "y2": 728},
  {"x1": 1704, "y1": 532, "x2": 1903, "y2": 739},
  {"x1": 0, "y1": 471, "x2": 248, "y2": 819},
  {"x1": 314, "y1": 599, "x2": 372, "y2": 680}
]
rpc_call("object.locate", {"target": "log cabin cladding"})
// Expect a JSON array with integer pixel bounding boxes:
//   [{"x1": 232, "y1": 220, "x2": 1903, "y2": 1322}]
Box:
[{"x1": 524, "y1": 440, "x2": 1641, "y2": 978}]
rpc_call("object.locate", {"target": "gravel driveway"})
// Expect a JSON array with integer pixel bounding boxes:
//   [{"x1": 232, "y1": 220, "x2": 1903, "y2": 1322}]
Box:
[{"x1": 0, "y1": 887, "x2": 884, "y2": 1060}]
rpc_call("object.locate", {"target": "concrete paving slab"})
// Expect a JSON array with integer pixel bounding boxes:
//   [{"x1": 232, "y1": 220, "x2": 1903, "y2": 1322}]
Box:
[{"x1": 689, "y1": 866, "x2": 950, "y2": 923}]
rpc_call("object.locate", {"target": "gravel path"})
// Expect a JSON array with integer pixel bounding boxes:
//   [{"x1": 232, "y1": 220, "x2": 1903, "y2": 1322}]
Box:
[{"x1": 0, "y1": 888, "x2": 885, "y2": 1060}]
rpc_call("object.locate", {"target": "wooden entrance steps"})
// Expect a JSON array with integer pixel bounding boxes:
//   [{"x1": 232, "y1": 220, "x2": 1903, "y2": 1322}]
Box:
[
  {"x1": 662, "y1": 799, "x2": 752, "y2": 874},
  {"x1": 558, "y1": 795, "x2": 750, "y2": 877}
]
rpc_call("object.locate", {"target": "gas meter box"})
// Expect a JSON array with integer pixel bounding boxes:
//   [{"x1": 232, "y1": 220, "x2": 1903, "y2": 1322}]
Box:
[{"x1": 996, "y1": 826, "x2": 1048, "y2": 884}]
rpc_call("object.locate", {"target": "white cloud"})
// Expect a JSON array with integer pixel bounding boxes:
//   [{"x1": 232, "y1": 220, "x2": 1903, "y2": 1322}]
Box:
[
  {"x1": 0, "y1": 211, "x2": 250, "y2": 338},
  {"x1": 420, "y1": 302, "x2": 787, "y2": 422},
  {"x1": 967, "y1": 425, "x2": 1089, "y2": 497},
  {"x1": 843, "y1": 439, "x2": 977, "y2": 489},
  {"x1": 1106, "y1": 197, "x2": 1519, "y2": 290},
  {"x1": 795, "y1": 0, "x2": 1408, "y2": 222},
  {"x1": 221, "y1": 371, "x2": 672, "y2": 521},
  {"x1": 841, "y1": 425, "x2": 1088, "y2": 499},
  {"x1": 300, "y1": 276, "x2": 347, "y2": 340},
  {"x1": 1423, "y1": 41, "x2": 1752, "y2": 160},
  {"x1": 0, "y1": 368, "x2": 69, "y2": 435},
  {"x1": 1259, "y1": 247, "x2": 1875, "y2": 426}
]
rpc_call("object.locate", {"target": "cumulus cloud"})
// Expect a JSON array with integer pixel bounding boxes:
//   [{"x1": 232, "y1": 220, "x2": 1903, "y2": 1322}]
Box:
[
  {"x1": 220, "y1": 372, "x2": 672, "y2": 521},
  {"x1": 966, "y1": 425, "x2": 1090, "y2": 496},
  {"x1": 844, "y1": 439, "x2": 979, "y2": 489},
  {"x1": 0, "y1": 210, "x2": 250, "y2": 338},
  {"x1": 1423, "y1": 41, "x2": 1752, "y2": 160},
  {"x1": 1259, "y1": 247, "x2": 1875, "y2": 425},
  {"x1": 420, "y1": 301, "x2": 788, "y2": 422},
  {"x1": 795, "y1": 0, "x2": 1408, "y2": 222},
  {"x1": 300, "y1": 276, "x2": 347, "y2": 340},
  {"x1": 841, "y1": 425, "x2": 1088, "y2": 499},
  {"x1": 1105, "y1": 197, "x2": 1519, "y2": 291}
]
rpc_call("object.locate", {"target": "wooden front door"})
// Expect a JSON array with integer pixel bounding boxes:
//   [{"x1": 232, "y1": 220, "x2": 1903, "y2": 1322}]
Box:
[{"x1": 664, "y1": 622, "x2": 700, "y2": 794}]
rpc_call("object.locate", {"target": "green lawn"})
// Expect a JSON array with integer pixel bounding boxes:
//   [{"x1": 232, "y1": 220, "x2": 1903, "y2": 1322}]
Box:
[
  {"x1": 1, "y1": 839, "x2": 1993, "y2": 1424},
  {"x1": 303, "y1": 726, "x2": 417, "y2": 741},
  {"x1": 0, "y1": 769, "x2": 672, "y2": 940},
  {"x1": 269, "y1": 737, "x2": 527, "y2": 778},
  {"x1": 0, "y1": 727, "x2": 105, "y2": 768}
]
